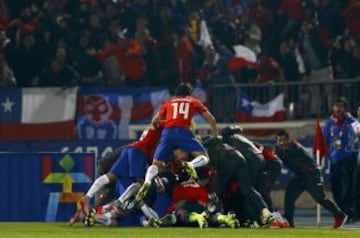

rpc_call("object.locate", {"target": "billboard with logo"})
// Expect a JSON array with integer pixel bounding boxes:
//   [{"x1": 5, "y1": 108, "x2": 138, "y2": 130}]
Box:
[{"x1": 0, "y1": 153, "x2": 94, "y2": 222}]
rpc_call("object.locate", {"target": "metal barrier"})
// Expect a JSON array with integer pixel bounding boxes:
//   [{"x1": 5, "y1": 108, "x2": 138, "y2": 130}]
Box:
[{"x1": 207, "y1": 78, "x2": 360, "y2": 122}]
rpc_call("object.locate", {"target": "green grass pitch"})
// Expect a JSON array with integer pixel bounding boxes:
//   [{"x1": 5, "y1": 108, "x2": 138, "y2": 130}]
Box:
[{"x1": 0, "y1": 223, "x2": 359, "y2": 238}]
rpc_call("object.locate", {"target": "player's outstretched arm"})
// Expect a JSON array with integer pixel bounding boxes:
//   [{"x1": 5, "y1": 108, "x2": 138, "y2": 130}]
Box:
[{"x1": 201, "y1": 111, "x2": 218, "y2": 137}]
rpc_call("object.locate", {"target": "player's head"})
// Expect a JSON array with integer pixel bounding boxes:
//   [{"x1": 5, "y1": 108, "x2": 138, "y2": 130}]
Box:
[
  {"x1": 175, "y1": 82, "x2": 193, "y2": 96},
  {"x1": 221, "y1": 125, "x2": 243, "y2": 138},
  {"x1": 275, "y1": 129, "x2": 290, "y2": 149},
  {"x1": 202, "y1": 135, "x2": 223, "y2": 148}
]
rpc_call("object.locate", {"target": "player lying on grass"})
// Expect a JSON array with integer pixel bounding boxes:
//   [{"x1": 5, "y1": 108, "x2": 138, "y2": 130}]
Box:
[
  {"x1": 140, "y1": 167, "x2": 240, "y2": 229},
  {"x1": 80, "y1": 146, "x2": 204, "y2": 227},
  {"x1": 83, "y1": 181, "x2": 161, "y2": 227},
  {"x1": 70, "y1": 124, "x2": 162, "y2": 225}
]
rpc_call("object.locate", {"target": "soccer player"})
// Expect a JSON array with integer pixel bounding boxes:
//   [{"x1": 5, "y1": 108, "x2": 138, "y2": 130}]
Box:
[
  {"x1": 135, "y1": 82, "x2": 218, "y2": 202},
  {"x1": 83, "y1": 182, "x2": 160, "y2": 227},
  {"x1": 275, "y1": 130, "x2": 348, "y2": 228},
  {"x1": 70, "y1": 124, "x2": 162, "y2": 225},
  {"x1": 147, "y1": 162, "x2": 239, "y2": 229},
  {"x1": 221, "y1": 125, "x2": 282, "y2": 212},
  {"x1": 202, "y1": 136, "x2": 275, "y2": 227}
]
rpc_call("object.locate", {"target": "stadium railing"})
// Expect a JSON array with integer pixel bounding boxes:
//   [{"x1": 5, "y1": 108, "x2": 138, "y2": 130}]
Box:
[{"x1": 205, "y1": 77, "x2": 360, "y2": 122}]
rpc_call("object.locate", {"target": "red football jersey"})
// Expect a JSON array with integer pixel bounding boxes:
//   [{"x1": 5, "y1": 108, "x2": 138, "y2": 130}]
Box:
[
  {"x1": 167, "y1": 180, "x2": 209, "y2": 213},
  {"x1": 159, "y1": 95, "x2": 208, "y2": 129},
  {"x1": 254, "y1": 143, "x2": 277, "y2": 161},
  {"x1": 128, "y1": 127, "x2": 161, "y2": 162}
]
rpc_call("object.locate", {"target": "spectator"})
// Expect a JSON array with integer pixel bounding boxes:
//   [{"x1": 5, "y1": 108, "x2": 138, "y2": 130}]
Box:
[
  {"x1": 330, "y1": 35, "x2": 357, "y2": 79},
  {"x1": 150, "y1": 6, "x2": 177, "y2": 88},
  {"x1": 278, "y1": 39, "x2": 301, "y2": 82},
  {"x1": 0, "y1": 30, "x2": 10, "y2": 55},
  {"x1": 315, "y1": 0, "x2": 345, "y2": 40},
  {"x1": 0, "y1": 54, "x2": 16, "y2": 86},
  {"x1": 175, "y1": 26, "x2": 195, "y2": 85},
  {"x1": 134, "y1": 18, "x2": 162, "y2": 86},
  {"x1": 240, "y1": 11, "x2": 262, "y2": 56},
  {"x1": 90, "y1": 29, "x2": 147, "y2": 87},
  {"x1": 11, "y1": 31, "x2": 43, "y2": 86},
  {"x1": 298, "y1": 20, "x2": 333, "y2": 115},
  {"x1": 342, "y1": 0, "x2": 360, "y2": 40},
  {"x1": 72, "y1": 30, "x2": 104, "y2": 86},
  {"x1": 255, "y1": 53, "x2": 285, "y2": 84},
  {"x1": 323, "y1": 98, "x2": 359, "y2": 219},
  {"x1": 38, "y1": 58, "x2": 80, "y2": 87},
  {"x1": 278, "y1": 0, "x2": 305, "y2": 39}
]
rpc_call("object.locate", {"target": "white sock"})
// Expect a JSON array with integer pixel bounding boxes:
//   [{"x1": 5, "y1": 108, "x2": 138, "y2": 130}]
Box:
[
  {"x1": 144, "y1": 165, "x2": 158, "y2": 184},
  {"x1": 118, "y1": 182, "x2": 141, "y2": 203},
  {"x1": 140, "y1": 204, "x2": 159, "y2": 219},
  {"x1": 86, "y1": 174, "x2": 110, "y2": 198},
  {"x1": 95, "y1": 213, "x2": 112, "y2": 226},
  {"x1": 261, "y1": 208, "x2": 272, "y2": 219},
  {"x1": 190, "y1": 155, "x2": 209, "y2": 168}
]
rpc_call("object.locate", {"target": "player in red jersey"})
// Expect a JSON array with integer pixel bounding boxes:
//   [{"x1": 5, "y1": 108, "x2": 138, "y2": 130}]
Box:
[
  {"x1": 70, "y1": 124, "x2": 162, "y2": 225},
  {"x1": 135, "y1": 82, "x2": 218, "y2": 202}
]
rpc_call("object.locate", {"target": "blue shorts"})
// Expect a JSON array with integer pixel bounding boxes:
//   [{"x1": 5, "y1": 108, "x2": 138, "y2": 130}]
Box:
[
  {"x1": 154, "y1": 127, "x2": 206, "y2": 162},
  {"x1": 109, "y1": 147, "x2": 148, "y2": 197},
  {"x1": 109, "y1": 146, "x2": 148, "y2": 178},
  {"x1": 114, "y1": 177, "x2": 135, "y2": 198}
]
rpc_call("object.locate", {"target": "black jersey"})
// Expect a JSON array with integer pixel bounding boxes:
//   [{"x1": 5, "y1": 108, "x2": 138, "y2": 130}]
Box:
[{"x1": 275, "y1": 140, "x2": 318, "y2": 176}]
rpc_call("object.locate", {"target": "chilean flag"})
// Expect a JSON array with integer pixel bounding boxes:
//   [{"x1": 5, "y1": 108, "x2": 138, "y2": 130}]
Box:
[
  {"x1": 236, "y1": 92, "x2": 285, "y2": 136},
  {"x1": 227, "y1": 45, "x2": 257, "y2": 72},
  {"x1": 0, "y1": 87, "x2": 78, "y2": 140}
]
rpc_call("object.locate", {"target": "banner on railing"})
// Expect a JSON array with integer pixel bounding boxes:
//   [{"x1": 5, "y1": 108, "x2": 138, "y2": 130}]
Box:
[
  {"x1": 77, "y1": 87, "x2": 170, "y2": 139},
  {"x1": 0, "y1": 153, "x2": 94, "y2": 222},
  {"x1": 0, "y1": 88, "x2": 78, "y2": 140},
  {"x1": 236, "y1": 92, "x2": 285, "y2": 136}
]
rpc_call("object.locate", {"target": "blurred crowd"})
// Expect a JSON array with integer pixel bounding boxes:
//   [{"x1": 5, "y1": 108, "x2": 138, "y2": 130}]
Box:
[{"x1": 0, "y1": 0, "x2": 359, "y2": 92}]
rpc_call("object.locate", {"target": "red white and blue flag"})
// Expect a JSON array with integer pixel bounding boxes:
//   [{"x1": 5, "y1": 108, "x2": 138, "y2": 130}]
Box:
[
  {"x1": 236, "y1": 91, "x2": 285, "y2": 136},
  {"x1": 0, "y1": 87, "x2": 78, "y2": 140},
  {"x1": 76, "y1": 87, "x2": 170, "y2": 139}
]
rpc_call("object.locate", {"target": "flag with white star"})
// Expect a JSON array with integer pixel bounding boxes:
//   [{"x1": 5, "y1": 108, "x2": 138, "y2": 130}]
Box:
[
  {"x1": 0, "y1": 88, "x2": 78, "y2": 139},
  {"x1": 0, "y1": 88, "x2": 21, "y2": 122},
  {"x1": 236, "y1": 91, "x2": 285, "y2": 122}
]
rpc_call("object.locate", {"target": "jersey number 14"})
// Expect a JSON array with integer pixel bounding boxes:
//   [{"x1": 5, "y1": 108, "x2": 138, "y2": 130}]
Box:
[{"x1": 171, "y1": 102, "x2": 190, "y2": 119}]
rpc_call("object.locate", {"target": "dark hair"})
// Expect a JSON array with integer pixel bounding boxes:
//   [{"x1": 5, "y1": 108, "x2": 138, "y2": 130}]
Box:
[
  {"x1": 276, "y1": 129, "x2": 289, "y2": 138},
  {"x1": 174, "y1": 82, "x2": 193, "y2": 96},
  {"x1": 221, "y1": 125, "x2": 243, "y2": 137},
  {"x1": 334, "y1": 97, "x2": 348, "y2": 107}
]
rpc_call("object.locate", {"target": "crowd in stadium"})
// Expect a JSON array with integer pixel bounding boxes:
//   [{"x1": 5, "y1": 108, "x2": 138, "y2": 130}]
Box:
[{"x1": 0, "y1": 0, "x2": 359, "y2": 90}]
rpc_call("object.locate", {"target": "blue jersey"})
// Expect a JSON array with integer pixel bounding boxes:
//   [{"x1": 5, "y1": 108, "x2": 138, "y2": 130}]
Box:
[{"x1": 323, "y1": 114, "x2": 358, "y2": 164}]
